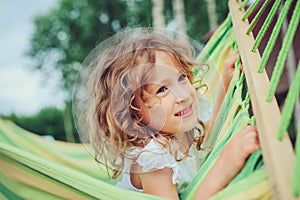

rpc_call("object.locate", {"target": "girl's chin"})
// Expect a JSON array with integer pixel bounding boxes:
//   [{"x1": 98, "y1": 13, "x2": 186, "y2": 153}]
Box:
[{"x1": 184, "y1": 120, "x2": 198, "y2": 132}]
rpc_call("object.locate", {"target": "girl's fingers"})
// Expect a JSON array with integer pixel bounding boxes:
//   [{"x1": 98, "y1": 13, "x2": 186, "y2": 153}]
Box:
[
  {"x1": 240, "y1": 126, "x2": 260, "y2": 153},
  {"x1": 229, "y1": 50, "x2": 239, "y2": 56},
  {"x1": 225, "y1": 54, "x2": 238, "y2": 65},
  {"x1": 238, "y1": 125, "x2": 257, "y2": 135},
  {"x1": 224, "y1": 52, "x2": 239, "y2": 68}
]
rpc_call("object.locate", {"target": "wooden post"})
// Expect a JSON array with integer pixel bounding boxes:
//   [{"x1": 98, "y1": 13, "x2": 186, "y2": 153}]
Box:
[{"x1": 228, "y1": 0, "x2": 298, "y2": 199}]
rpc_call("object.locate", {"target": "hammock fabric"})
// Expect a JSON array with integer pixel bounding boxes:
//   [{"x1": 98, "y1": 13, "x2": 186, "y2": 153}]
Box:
[{"x1": 0, "y1": 14, "x2": 272, "y2": 200}]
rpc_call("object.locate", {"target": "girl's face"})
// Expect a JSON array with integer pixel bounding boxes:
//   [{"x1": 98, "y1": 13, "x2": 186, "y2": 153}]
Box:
[{"x1": 136, "y1": 52, "x2": 198, "y2": 135}]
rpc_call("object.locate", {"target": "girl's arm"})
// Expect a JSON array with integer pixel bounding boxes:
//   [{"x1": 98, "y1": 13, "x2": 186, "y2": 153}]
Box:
[
  {"x1": 137, "y1": 167, "x2": 179, "y2": 200},
  {"x1": 137, "y1": 127, "x2": 259, "y2": 200},
  {"x1": 209, "y1": 50, "x2": 239, "y2": 128},
  {"x1": 194, "y1": 126, "x2": 260, "y2": 199}
]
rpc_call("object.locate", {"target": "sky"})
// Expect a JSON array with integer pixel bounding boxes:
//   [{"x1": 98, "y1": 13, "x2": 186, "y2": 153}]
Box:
[{"x1": 0, "y1": 0, "x2": 67, "y2": 115}]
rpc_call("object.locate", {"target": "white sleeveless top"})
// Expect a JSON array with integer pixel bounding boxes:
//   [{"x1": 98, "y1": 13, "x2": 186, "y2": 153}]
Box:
[{"x1": 116, "y1": 93, "x2": 211, "y2": 194}]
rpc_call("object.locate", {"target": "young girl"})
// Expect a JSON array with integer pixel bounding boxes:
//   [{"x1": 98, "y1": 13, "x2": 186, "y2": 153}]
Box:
[{"x1": 85, "y1": 30, "x2": 259, "y2": 199}]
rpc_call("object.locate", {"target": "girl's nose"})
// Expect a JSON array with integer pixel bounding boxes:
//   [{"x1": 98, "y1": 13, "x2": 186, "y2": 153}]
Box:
[{"x1": 173, "y1": 85, "x2": 190, "y2": 103}]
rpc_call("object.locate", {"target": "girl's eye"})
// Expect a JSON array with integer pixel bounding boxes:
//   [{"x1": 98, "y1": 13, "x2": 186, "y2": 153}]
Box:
[
  {"x1": 157, "y1": 86, "x2": 168, "y2": 94},
  {"x1": 179, "y1": 74, "x2": 187, "y2": 82}
]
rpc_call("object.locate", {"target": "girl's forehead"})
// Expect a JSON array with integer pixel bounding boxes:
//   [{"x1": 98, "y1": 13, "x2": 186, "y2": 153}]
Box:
[
  {"x1": 148, "y1": 65, "x2": 180, "y2": 85},
  {"x1": 133, "y1": 51, "x2": 187, "y2": 88},
  {"x1": 155, "y1": 51, "x2": 177, "y2": 65},
  {"x1": 154, "y1": 52, "x2": 182, "y2": 72}
]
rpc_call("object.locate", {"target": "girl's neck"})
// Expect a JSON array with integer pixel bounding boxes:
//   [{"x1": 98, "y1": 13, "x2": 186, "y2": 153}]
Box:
[{"x1": 176, "y1": 130, "x2": 194, "y2": 154}]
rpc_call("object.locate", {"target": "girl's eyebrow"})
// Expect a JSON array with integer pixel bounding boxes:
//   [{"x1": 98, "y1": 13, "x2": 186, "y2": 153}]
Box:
[
  {"x1": 151, "y1": 69, "x2": 181, "y2": 84},
  {"x1": 147, "y1": 70, "x2": 182, "y2": 91},
  {"x1": 145, "y1": 79, "x2": 168, "y2": 94},
  {"x1": 146, "y1": 82, "x2": 164, "y2": 94},
  {"x1": 149, "y1": 76, "x2": 172, "y2": 89}
]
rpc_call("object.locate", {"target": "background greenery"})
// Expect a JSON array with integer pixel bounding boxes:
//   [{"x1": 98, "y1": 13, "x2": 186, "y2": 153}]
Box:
[{"x1": 1, "y1": 0, "x2": 229, "y2": 142}]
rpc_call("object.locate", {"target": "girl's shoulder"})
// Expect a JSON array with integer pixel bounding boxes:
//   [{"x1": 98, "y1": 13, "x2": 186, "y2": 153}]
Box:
[
  {"x1": 131, "y1": 139, "x2": 177, "y2": 173},
  {"x1": 118, "y1": 139, "x2": 180, "y2": 192}
]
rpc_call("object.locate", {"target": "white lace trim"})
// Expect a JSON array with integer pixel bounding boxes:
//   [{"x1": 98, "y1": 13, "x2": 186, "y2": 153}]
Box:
[
  {"x1": 135, "y1": 140, "x2": 180, "y2": 185},
  {"x1": 197, "y1": 91, "x2": 212, "y2": 123}
]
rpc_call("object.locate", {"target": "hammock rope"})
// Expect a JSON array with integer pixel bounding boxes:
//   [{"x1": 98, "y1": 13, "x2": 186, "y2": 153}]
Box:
[
  {"x1": 251, "y1": 0, "x2": 281, "y2": 51},
  {"x1": 258, "y1": 0, "x2": 293, "y2": 73},
  {"x1": 246, "y1": 0, "x2": 270, "y2": 35},
  {"x1": 238, "y1": 0, "x2": 250, "y2": 10},
  {"x1": 266, "y1": 0, "x2": 300, "y2": 102},
  {"x1": 289, "y1": 61, "x2": 300, "y2": 196},
  {"x1": 242, "y1": 0, "x2": 262, "y2": 21},
  {"x1": 181, "y1": 17, "x2": 268, "y2": 198},
  {"x1": 277, "y1": 61, "x2": 300, "y2": 140},
  {"x1": 232, "y1": 0, "x2": 300, "y2": 198}
]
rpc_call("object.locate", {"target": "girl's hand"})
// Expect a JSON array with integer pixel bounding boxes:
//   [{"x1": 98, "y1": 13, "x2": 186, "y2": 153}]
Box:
[
  {"x1": 195, "y1": 126, "x2": 259, "y2": 199},
  {"x1": 218, "y1": 126, "x2": 260, "y2": 180},
  {"x1": 209, "y1": 50, "x2": 241, "y2": 128},
  {"x1": 222, "y1": 50, "x2": 240, "y2": 91}
]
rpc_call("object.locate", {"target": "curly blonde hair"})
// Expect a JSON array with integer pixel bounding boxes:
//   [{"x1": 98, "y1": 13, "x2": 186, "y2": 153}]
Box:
[{"x1": 87, "y1": 33, "x2": 207, "y2": 178}]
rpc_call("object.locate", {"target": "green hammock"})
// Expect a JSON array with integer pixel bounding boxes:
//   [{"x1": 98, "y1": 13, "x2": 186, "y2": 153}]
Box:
[{"x1": 0, "y1": 12, "x2": 273, "y2": 199}]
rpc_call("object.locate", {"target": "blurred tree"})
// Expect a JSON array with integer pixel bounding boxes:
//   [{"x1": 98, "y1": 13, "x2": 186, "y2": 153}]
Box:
[
  {"x1": 184, "y1": 0, "x2": 209, "y2": 42},
  {"x1": 214, "y1": 0, "x2": 229, "y2": 24},
  {"x1": 27, "y1": 0, "x2": 130, "y2": 142},
  {"x1": 1, "y1": 107, "x2": 66, "y2": 141},
  {"x1": 27, "y1": 0, "x2": 129, "y2": 96}
]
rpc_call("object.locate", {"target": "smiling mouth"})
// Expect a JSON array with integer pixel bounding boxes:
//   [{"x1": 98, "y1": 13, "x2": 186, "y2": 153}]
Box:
[{"x1": 175, "y1": 104, "x2": 193, "y2": 117}]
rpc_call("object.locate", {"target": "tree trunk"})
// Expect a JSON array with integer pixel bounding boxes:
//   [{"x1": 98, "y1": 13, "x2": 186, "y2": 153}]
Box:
[
  {"x1": 205, "y1": 0, "x2": 218, "y2": 30},
  {"x1": 152, "y1": 0, "x2": 165, "y2": 28},
  {"x1": 172, "y1": 0, "x2": 187, "y2": 35}
]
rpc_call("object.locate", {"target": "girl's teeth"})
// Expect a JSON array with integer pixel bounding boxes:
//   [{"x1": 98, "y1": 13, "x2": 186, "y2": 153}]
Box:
[{"x1": 178, "y1": 107, "x2": 189, "y2": 116}]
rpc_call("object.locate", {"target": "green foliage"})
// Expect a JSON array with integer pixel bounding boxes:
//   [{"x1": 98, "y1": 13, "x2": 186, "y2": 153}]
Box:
[
  {"x1": 164, "y1": 0, "x2": 174, "y2": 24},
  {"x1": 126, "y1": 0, "x2": 152, "y2": 27},
  {"x1": 185, "y1": 0, "x2": 210, "y2": 41},
  {"x1": 27, "y1": 0, "x2": 129, "y2": 98},
  {"x1": 215, "y1": 0, "x2": 229, "y2": 24},
  {"x1": 1, "y1": 107, "x2": 66, "y2": 141}
]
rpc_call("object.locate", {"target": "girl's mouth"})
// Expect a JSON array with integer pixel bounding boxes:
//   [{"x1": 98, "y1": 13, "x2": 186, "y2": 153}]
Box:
[{"x1": 175, "y1": 104, "x2": 193, "y2": 118}]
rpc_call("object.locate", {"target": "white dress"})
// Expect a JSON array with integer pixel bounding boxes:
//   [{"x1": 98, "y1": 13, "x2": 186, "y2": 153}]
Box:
[{"x1": 116, "y1": 93, "x2": 211, "y2": 194}]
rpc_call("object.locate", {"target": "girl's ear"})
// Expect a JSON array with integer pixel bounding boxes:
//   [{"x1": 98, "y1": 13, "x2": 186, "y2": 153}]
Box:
[
  {"x1": 144, "y1": 102, "x2": 151, "y2": 107},
  {"x1": 142, "y1": 100, "x2": 152, "y2": 108},
  {"x1": 147, "y1": 104, "x2": 167, "y2": 131}
]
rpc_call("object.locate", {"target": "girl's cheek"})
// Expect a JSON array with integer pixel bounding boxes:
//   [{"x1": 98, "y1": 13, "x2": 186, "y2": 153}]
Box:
[{"x1": 186, "y1": 83, "x2": 197, "y2": 97}]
